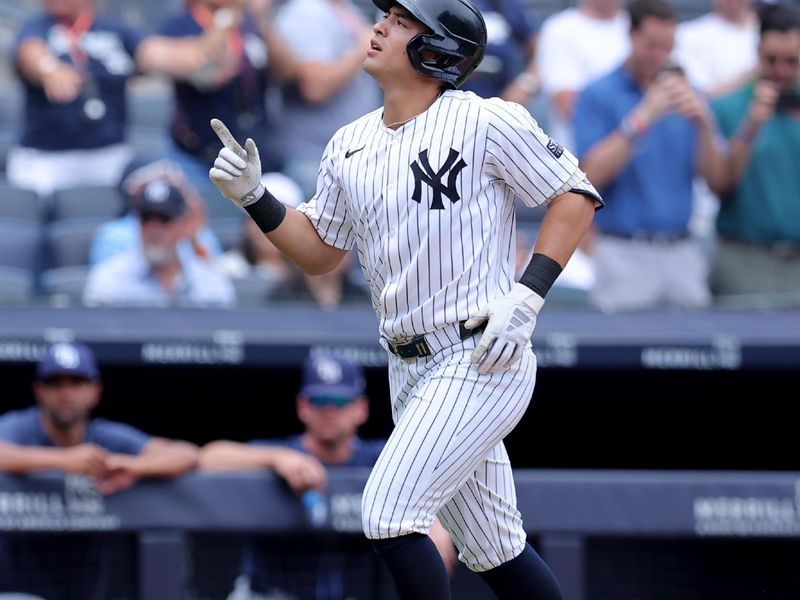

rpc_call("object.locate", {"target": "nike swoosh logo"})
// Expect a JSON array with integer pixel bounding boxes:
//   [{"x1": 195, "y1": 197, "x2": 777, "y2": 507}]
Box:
[{"x1": 345, "y1": 146, "x2": 365, "y2": 159}]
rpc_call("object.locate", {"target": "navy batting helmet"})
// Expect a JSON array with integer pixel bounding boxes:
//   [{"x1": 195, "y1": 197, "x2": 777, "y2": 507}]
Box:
[{"x1": 372, "y1": 0, "x2": 487, "y2": 87}]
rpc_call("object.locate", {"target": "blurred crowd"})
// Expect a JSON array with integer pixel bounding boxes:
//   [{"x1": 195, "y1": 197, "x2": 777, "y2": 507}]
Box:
[{"x1": 0, "y1": 0, "x2": 798, "y2": 312}]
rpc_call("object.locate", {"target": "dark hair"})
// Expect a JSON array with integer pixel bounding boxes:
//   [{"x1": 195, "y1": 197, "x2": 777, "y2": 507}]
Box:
[
  {"x1": 757, "y1": 1, "x2": 800, "y2": 36},
  {"x1": 627, "y1": 0, "x2": 677, "y2": 30}
]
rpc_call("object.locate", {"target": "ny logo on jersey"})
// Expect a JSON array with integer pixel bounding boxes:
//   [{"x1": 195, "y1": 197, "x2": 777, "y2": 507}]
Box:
[{"x1": 410, "y1": 148, "x2": 467, "y2": 210}]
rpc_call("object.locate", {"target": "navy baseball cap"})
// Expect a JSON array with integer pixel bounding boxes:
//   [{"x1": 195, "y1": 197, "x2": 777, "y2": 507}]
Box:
[
  {"x1": 36, "y1": 342, "x2": 100, "y2": 382},
  {"x1": 300, "y1": 354, "x2": 365, "y2": 401},
  {"x1": 133, "y1": 179, "x2": 185, "y2": 219}
]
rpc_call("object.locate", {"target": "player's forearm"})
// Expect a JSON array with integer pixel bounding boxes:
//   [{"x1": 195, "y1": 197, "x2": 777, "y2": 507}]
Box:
[
  {"x1": 726, "y1": 139, "x2": 754, "y2": 192},
  {"x1": 294, "y1": 47, "x2": 366, "y2": 103},
  {"x1": 696, "y1": 121, "x2": 729, "y2": 195},
  {"x1": 129, "y1": 441, "x2": 198, "y2": 477},
  {"x1": 135, "y1": 36, "x2": 210, "y2": 78},
  {"x1": 17, "y1": 39, "x2": 59, "y2": 85},
  {"x1": 255, "y1": 15, "x2": 297, "y2": 81},
  {"x1": 266, "y1": 208, "x2": 348, "y2": 275},
  {"x1": 199, "y1": 441, "x2": 291, "y2": 471},
  {"x1": 552, "y1": 90, "x2": 576, "y2": 120},
  {"x1": 578, "y1": 133, "x2": 633, "y2": 192},
  {"x1": 534, "y1": 192, "x2": 596, "y2": 267},
  {"x1": 724, "y1": 119, "x2": 762, "y2": 192},
  {"x1": 0, "y1": 442, "x2": 68, "y2": 474}
]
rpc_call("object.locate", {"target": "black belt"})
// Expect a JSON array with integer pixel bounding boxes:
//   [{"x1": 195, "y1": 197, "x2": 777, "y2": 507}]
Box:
[
  {"x1": 603, "y1": 231, "x2": 689, "y2": 243},
  {"x1": 387, "y1": 320, "x2": 486, "y2": 359}
]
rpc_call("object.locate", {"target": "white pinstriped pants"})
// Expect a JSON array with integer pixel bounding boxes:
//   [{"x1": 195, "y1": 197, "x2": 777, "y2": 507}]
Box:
[{"x1": 361, "y1": 331, "x2": 537, "y2": 572}]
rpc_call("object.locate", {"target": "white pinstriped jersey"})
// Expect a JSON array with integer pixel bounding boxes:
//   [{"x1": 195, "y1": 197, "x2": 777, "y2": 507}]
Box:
[{"x1": 298, "y1": 89, "x2": 593, "y2": 341}]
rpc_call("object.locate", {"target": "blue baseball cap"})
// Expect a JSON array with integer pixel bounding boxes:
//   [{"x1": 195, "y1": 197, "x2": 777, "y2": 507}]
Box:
[
  {"x1": 133, "y1": 179, "x2": 185, "y2": 219},
  {"x1": 300, "y1": 354, "x2": 365, "y2": 400},
  {"x1": 36, "y1": 342, "x2": 100, "y2": 382}
]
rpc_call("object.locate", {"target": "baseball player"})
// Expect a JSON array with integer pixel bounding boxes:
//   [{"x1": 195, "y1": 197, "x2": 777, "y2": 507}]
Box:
[{"x1": 209, "y1": 0, "x2": 602, "y2": 598}]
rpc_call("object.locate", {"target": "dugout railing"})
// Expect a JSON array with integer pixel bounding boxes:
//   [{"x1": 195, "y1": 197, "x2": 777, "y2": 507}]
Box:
[{"x1": 2, "y1": 470, "x2": 800, "y2": 600}]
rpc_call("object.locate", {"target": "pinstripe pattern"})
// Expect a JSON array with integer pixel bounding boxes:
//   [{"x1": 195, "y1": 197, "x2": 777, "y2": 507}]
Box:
[
  {"x1": 361, "y1": 338, "x2": 536, "y2": 570},
  {"x1": 297, "y1": 90, "x2": 584, "y2": 341},
  {"x1": 296, "y1": 88, "x2": 584, "y2": 572}
]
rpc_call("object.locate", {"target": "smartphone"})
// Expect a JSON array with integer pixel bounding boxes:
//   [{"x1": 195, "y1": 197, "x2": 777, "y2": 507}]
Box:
[
  {"x1": 661, "y1": 61, "x2": 685, "y2": 76},
  {"x1": 776, "y1": 88, "x2": 800, "y2": 112}
]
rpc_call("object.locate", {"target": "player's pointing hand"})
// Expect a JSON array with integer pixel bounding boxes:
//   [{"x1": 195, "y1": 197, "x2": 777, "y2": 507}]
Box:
[
  {"x1": 465, "y1": 283, "x2": 545, "y2": 375},
  {"x1": 209, "y1": 118, "x2": 265, "y2": 207}
]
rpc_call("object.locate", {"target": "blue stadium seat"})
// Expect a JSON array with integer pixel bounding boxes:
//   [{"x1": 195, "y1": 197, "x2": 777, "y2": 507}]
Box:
[
  {"x1": 49, "y1": 185, "x2": 124, "y2": 221},
  {"x1": 0, "y1": 266, "x2": 34, "y2": 305},
  {"x1": 231, "y1": 273, "x2": 278, "y2": 307},
  {"x1": 209, "y1": 217, "x2": 243, "y2": 252},
  {"x1": 45, "y1": 217, "x2": 107, "y2": 269},
  {"x1": 39, "y1": 265, "x2": 90, "y2": 307},
  {"x1": 0, "y1": 178, "x2": 41, "y2": 223},
  {"x1": 0, "y1": 220, "x2": 41, "y2": 272}
]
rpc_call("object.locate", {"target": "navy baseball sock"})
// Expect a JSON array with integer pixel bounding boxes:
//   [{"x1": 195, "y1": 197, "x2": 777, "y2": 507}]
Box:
[
  {"x1": 371, "y1": 533, "x2": 451, "y2": 600},
  {"x1": 479, "y1": 543, "x2": 562, "y2": 600}
]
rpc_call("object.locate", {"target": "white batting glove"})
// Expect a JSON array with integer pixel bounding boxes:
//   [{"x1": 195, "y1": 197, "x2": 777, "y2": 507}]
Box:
[
  {"x1": 208, "y1": 118, "x2": 264, "y2": 207},
  {"x1": 465, "y1": 283, "x2": 545, "y2": 375}
]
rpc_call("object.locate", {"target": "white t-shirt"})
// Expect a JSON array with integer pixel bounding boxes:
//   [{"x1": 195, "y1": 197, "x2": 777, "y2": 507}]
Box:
[
  {"x1": 674, "y1": 13, "x2": 758, "y2": 94},
  {"x1": 536, "y1": 8, "x2": 630, "y2": 151}
]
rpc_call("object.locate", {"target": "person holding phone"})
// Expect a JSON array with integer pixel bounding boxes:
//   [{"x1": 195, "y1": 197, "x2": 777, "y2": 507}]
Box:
[
  {"x1": 572, "y1": 0, "x2": 728, "y2": 312},
  {"x1": 709, "y1": 1, "x2": 800, "y2": 302}
]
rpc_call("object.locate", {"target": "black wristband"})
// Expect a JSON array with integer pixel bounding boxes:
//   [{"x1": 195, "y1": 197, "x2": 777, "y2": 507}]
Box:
[
  {"x1": 518, "y1": 253, "x2": 563, "y2": 298},
  {"x1": 244, "y1": 188, "x2": 287, "y2": 233}
]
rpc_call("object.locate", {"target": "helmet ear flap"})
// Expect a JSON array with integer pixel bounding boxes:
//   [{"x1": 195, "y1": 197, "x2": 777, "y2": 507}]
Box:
[{"x1": 406, "y1": 33, "x2": 482, "y2": 87}]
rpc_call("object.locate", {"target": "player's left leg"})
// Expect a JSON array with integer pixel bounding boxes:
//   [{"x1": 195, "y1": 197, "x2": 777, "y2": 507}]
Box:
[
  {"x1": 436, "y1": 443, "x2": 562, "y2": 600},
  {"x1": 479, "y1": 543, "x2": 562, "y2": 600}
]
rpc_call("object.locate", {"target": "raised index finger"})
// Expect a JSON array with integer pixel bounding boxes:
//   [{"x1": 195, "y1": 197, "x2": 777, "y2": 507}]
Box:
[{"x1": 210, "y1": 118, "x2": 246, "y2": 158}]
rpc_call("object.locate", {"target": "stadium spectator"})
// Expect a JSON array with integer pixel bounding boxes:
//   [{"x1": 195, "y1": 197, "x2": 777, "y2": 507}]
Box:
[
  {"x1": 0, "y1": 341, "x2": 198, "y2": 491},
  {"x1": 573, "y1": 0, "x2": 728, "y2": 313},
  {"x1": 0, "y1": 341, "x2": 199, "y2": 600},
  {"x1": 214, "y1": 172, "x2": 304, "y2": 295},
  {"x1": 159, "y1": 0, "x2": 297, "y2": 205},
  {"x1": 83, "y1": 178, "x2": 236, "y2": 307},
  {"x1": 273, "y1": 0, "x2": 382, "y2": 197},
  {"x1": 200, "y1": 353, "x2": 457, "y2": 600},
  {"x1": 460, "y1": 0, "x2": 540, "y2": 105},
  {"x1": 536, "y1": 0, "x2": 630, "y2": 151},
  {"x1": 7, "y1": 0, "x2": 226, "y2": 197},
  {"x1": 268, "y1": 253, "x2": 370, "y2": 310},
  {"x1": 217, "y1": 216, "x2": 369, "y2": 308},
  {"x1": 90, "y1": 155, "x2": 224, "y2": 266},
  {"x1": 710, "y1": 1, "x2": 800, "y2": 303}
]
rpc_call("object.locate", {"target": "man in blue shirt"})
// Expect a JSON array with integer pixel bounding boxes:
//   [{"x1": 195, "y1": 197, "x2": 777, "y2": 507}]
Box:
[
  {"x1": 201, "y1": 353, "x2": 456, "y2": 600},
  {"x1": 0, "y1": 341, "x2": 199, "y2": 599},
  {"x1": 89, "y1": 155, "x2": 224, "y2": 266},
  {"x1": 0, "y1": 341, "x2": 198, "y2": 492},
  {"x1": 573, "y1": 0, "x2": 728, "y2": 312},
  {"x1": 83, "y1": 178, "x2": 236, "y2": 307}
]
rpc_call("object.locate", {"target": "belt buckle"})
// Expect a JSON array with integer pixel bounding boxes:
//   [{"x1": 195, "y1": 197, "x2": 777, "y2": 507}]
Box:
[{"x1": 390, "y1": 334, "x2": 431, "y2": 359}]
